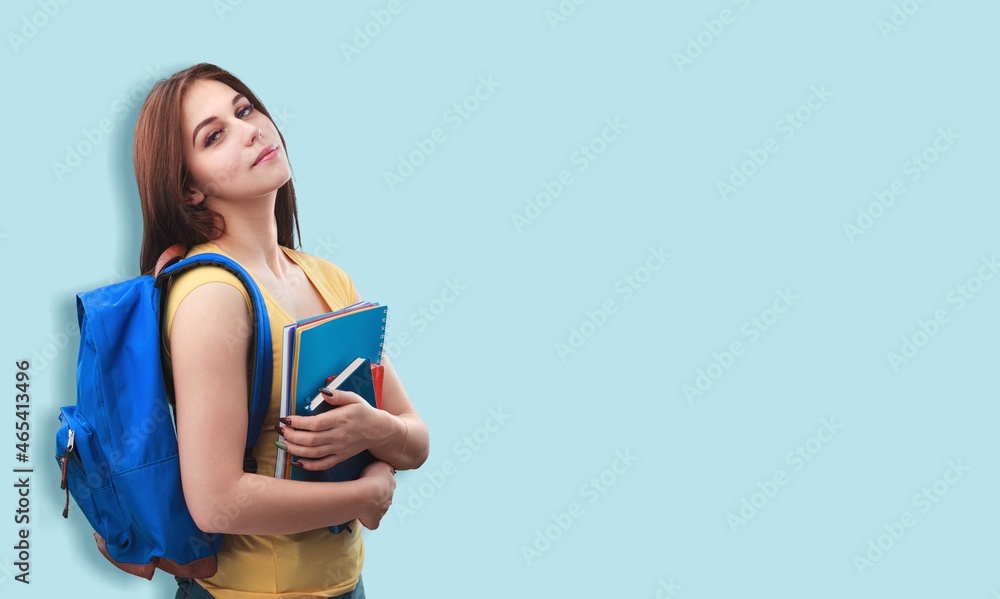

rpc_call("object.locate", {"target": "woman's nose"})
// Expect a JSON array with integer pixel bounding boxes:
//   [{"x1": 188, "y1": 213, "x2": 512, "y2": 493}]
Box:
[{"x1": 243, "y1": 121, "x2": 261, "y2": 145}]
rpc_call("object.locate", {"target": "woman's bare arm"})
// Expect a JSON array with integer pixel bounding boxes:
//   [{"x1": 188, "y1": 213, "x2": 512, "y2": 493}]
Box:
[
  {"x1": 365, "y1": 356, "x2": 430, "y2": 471},
  {"x1": 170, "y1": 282, "x2": 394, "y2": 535},
  {"x1": 284, "y1": 355, "x2": 431, "y2": 472}
]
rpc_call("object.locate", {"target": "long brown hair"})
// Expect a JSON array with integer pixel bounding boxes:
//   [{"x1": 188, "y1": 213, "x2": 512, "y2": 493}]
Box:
[{"x1": 134, "y1": 63, "x2": 301, "y2": 274}]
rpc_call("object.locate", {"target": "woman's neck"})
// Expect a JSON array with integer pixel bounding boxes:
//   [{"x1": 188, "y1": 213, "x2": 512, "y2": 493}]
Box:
[{"x1": 205, "y1": 194, "x2": 289, "y2": 279}]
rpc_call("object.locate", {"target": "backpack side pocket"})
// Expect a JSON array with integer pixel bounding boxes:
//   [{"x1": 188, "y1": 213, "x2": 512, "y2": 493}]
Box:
[{"x1": 56, "y1": 406, "x2": 127, "y2": 549}]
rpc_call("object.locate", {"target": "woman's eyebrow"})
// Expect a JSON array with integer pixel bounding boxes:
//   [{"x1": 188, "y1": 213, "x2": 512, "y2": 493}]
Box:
[{"x1": 191, "y1": 93, "x2": 247, "y2": 146}]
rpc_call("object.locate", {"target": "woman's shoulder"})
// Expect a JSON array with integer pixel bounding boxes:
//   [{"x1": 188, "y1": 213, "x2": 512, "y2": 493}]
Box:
[
  {"x1": 171, "y1": 242, "x2": 252, "y2": 296},
  {"x1": 284, "y1": 246, "x2": 350, "y2": 277},
  {"x1": 284, "y1": 247, "x2": 360, "y2": 305},
  {"x1": 162, "y1": 245, "x2": 254, "y2": 344}
]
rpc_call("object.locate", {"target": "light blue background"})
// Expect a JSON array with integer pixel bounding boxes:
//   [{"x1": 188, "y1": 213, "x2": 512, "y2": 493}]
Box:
[{"x1": 1, "y1": 0, "x2": 998, "y2": 597}]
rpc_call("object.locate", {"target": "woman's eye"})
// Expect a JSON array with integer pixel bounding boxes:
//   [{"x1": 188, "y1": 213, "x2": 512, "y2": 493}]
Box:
[
  {"x1": 204, "y1": 130, "x2": 222, "y2": 147},
  {"x1": 203, "y1": 105, "x2": 254, "y2": 147}
]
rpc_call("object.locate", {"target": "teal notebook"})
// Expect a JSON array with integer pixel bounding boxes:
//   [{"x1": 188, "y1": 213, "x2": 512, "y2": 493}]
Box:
[{"x1": 275, "y1": 303, "x2": 388, "y2": 481}]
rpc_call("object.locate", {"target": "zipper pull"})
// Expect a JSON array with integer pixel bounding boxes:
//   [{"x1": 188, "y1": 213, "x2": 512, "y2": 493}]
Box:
[
  {"x1": 61, "y1": 429, "x2": 75, "y2": 518},
  {"x1": 60, "y1": 430, "x2": 75, "y2": 489}
]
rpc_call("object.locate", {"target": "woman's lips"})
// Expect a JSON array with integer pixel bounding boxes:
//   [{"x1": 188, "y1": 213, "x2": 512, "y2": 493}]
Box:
[{"x1": 253, "y1": 144, "x2": 279, "y2": 166}]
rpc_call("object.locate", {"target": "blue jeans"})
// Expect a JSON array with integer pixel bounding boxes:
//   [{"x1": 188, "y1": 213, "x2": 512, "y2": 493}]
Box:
[{"x1": 174, "y1": 576, "x2": 365, "y2": 599}]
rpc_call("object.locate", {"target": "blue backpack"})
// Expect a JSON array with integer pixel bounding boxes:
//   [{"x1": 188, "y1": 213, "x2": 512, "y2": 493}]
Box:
[{"x1": 55, "y1": 247, "x2": 272, "y2": 580}]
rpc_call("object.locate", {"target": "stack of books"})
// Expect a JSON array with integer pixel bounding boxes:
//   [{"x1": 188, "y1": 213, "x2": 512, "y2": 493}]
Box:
[{"x1": 273, "y1": 301, "x2": 388, "y2": 533}]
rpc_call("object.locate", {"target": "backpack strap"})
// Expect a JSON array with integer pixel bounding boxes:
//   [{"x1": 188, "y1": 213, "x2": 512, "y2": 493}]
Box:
[
  {"x1": 155, "y1": 250, "x2": 272, "y2": 474},
  {"x1": 154, "y1": 243, "x2": 188, "y2": 278}
]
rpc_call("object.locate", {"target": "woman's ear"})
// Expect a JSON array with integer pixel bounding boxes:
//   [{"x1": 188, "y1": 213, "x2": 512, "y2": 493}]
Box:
[{"x1": 183, "y1": 182, "x2": 205, "y2": 207}]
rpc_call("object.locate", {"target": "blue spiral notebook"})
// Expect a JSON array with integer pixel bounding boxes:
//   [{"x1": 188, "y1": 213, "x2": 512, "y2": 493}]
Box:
[{"x1": 274, "y1": 302, "x2": 388, "y2": 532}]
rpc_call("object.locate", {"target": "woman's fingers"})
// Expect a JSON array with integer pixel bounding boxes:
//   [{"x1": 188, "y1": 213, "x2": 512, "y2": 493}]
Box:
[
  {"x1": 279, "y1": 437, "x2": 337, "y2": 460},
  {"x1": 317, "y1": 388, "x2": 365, "y2": 408},
  {"x1": 277, "y1": 391, "x2": 364, "y2": 432},
  {"x1": 287, "y1": 449, "x2": 348, "y2": 471},
  {"x1": 278, "y1": 424, "x2": 335, "y2": 447},
  {"x1": 279, "y1": 414, "x2": 326, "y2": 432},
  {"x1": 294, "y1": 455, "x2": 345, "y2": 471}
]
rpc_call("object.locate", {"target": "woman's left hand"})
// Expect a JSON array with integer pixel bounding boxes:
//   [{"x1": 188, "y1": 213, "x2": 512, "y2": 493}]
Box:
[{"x1": 278, "y1": 389, "x2": 386, "y2": 470}]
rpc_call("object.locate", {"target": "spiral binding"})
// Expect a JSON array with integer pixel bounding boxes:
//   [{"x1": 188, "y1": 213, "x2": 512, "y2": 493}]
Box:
[{"x1": 378, "y1": 307, "x2": 389, "y2": 364}]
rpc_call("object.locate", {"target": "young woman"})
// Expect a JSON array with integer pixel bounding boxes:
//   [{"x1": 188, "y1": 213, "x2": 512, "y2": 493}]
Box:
[{"x1": 134, "y1": 63, "x2": 429, "y2": 599}]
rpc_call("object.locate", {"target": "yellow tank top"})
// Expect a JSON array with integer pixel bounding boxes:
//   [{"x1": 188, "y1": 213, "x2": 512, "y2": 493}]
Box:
[{"x1": 162, "y1": 242, "x2": 363, "y2": 598}]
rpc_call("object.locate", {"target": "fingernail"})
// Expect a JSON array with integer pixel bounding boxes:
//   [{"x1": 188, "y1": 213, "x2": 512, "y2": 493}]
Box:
[
  {"x1": 274, "y1": 441, "x2": 287, "y2": 450},
  {"x1": 273, "y1": 425, "x2": 283, "y2": 435},
  {"x1": 319, "y1": 388, "x2": 334, "y2": 397},
  {"x1": 291, "y1": 460, "x2": 304, "y2": 467},
  {"x1": 279, "y1": 417, "x2": 292, "y2": 425}
]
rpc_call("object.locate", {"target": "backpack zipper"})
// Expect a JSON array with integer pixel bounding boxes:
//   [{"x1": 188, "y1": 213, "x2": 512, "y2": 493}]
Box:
[{"x1": 61, "y1": 429, "x2": 75, "y2": 518}]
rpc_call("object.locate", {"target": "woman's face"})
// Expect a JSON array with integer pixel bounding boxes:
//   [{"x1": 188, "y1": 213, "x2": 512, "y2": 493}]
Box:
[{"x1": 180, "y1": 78, "x2": 291, "y2": 205}]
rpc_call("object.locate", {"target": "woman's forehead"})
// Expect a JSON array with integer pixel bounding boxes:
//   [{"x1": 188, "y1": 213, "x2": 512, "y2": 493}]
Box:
[{"x1": 183, "y1": 79, "x2": 241, "y2": 124}]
